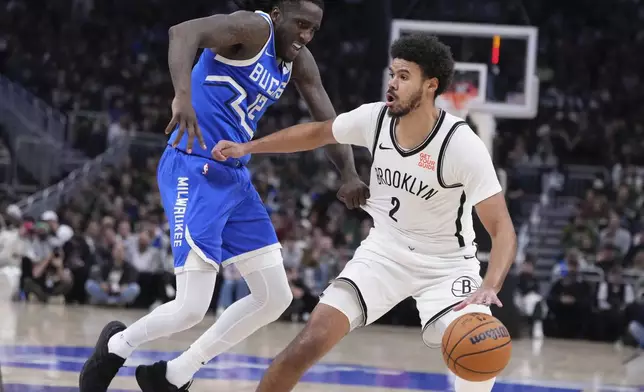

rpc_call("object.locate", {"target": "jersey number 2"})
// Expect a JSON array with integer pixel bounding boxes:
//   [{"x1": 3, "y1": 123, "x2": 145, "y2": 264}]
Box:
[{"x1": 389, "y1": 197, "x2": 400, "y2": 222}]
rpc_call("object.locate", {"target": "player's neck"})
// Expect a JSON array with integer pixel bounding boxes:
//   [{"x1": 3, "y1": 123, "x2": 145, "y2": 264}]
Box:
[{"x1": 395, "y1": 105, "x2": 440, "y2": 150}]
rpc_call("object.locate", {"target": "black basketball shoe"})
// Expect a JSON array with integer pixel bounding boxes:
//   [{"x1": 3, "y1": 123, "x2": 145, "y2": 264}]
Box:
[
  {"x1": 78, "y1": 320, "x2": 127, "y2": 392},
  {"x1": 136, "y1": 361, "x2": 193, "y2": 392}
]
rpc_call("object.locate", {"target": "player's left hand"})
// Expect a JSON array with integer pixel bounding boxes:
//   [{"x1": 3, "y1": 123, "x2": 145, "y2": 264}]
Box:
[
  {"x1": 337, "y1": 176, "x2": 370, "y2": 209},
  {"x1": 453, "y1": 287, "x2": 503, "y2": 311}
]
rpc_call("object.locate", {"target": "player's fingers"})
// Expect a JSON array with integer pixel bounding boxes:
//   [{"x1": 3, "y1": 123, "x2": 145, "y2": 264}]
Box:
[
  {"x1": 453, "y1": 299, "x2": 470, "y2": 311},
  {"x1": 186, "y1": 121, "x2": 195, "y2": 153},
  {"x1": 336, "y1": 190, "x2": 346, "y2": 203},
  {"x1": 351, "y1": 195, "x2": 360, "y2": 209},
  {"x1": 195, "y1": 123, "x2": 207, "y2": 150},
  {"x1": 493, "y1": 296, "x2": 503, "y2": 307},
  {"x1": 212, "y1": 149, "x2": 227, "y2": 161},
  {"x1": 359, "y1": 192, "x2": 368, "y2": 206},
  {"x1": 171, "y1": 123, "x2": 185, "y2": 148},
  {"x1": 164, "y1": 117, "x2": 177, "y2": 135}
]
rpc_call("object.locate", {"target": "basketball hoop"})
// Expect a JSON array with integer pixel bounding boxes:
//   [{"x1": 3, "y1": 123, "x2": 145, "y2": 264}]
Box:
[{"x1": 436, "y1": 82, "x2": 479, "y2": 119}]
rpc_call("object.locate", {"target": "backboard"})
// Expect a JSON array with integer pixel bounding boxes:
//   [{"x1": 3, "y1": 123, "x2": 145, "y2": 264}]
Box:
[{"x1": 385, "y1": 20, "x2": 539, "y2": 119}]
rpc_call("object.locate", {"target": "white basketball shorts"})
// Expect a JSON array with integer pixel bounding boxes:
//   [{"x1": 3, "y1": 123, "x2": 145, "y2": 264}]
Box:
[{"x1": 319, "y1": 233, "x2": 491, "y2": 348}]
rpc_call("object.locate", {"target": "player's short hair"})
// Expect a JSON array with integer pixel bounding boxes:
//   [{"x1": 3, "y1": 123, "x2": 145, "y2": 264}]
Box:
[
  {"x1": 234, "y1": 0, "x2": 324, "y2": 13},
  {"x1": 390, "y1": 34, "x2": 454, "y2": 96}
]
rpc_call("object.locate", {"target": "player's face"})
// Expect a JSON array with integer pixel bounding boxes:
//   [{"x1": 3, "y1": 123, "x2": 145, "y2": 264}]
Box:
[
  {"x1": 386, "y1": 59, "x2": 437, "y2": 117},
  {"x1": 271, "y1": 1, "x2": 322, "y2": 62}
]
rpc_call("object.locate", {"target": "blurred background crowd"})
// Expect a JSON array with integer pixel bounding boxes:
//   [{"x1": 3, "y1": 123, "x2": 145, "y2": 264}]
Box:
[{"x1": 0, "y1": 0, "x2": 643, "y2": 347}]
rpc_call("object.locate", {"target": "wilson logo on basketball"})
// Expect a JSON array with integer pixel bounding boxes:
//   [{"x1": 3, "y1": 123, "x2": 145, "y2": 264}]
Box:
[{"x1": 468, "y1": 326, "x2": 510, "y2": 345}]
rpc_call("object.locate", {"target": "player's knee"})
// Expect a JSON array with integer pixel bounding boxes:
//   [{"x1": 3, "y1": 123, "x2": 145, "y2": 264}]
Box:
[
  {"x1": 258, "y1": 267, "x2": 292, "y2": 322},
  {"x1": 270, "y1": 280, "x2": 293, "y2": 317},
  {"x1": 180, "y1": 306, "x2": 208, "y2": 327},
  {"x1": 238, "y1": 250, "x2": 293, "y2": 321},
  {"x1": 423, "y1": 303, "x2": 491, "y2": 348}
]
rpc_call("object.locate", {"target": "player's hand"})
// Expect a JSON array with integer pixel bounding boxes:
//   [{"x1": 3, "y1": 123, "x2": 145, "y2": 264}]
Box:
[
  {"x1": 211, "y1": 140, "x2": 249, "y2": 161},
  {"x1": 453, "y1": 287, "x2": 503, "y2": 311},
  {"x1": 337, "y1": 175, "x2": 370, "y2": 209},
  {"x1": 165, "y1": 95, "x2": 207, "y2": 153}
]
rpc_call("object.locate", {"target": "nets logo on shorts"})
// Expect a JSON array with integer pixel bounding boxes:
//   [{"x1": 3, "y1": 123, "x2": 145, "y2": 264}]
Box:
[{"x1": 451, "y1": 276, "x2": 480, "y2": 297}]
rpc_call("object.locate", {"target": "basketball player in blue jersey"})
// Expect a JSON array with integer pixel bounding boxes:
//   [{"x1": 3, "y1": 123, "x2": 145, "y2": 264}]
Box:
[{"x1": 78, "y1": 1, "x2": 368, "y2": 391}]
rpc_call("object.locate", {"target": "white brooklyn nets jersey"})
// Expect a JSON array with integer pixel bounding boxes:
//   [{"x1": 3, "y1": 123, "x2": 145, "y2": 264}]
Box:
[{"x1": 332, "y1": 102, "x2": 502, "y2": 259}]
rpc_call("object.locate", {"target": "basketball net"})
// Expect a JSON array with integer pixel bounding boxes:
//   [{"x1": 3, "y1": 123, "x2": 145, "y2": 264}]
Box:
[
  {"x1": 436, "y1": 88, "x2": 478, "y2": 119},
  {"x1": 435, "y1": 83, "x2": 496, "y2": 155}
]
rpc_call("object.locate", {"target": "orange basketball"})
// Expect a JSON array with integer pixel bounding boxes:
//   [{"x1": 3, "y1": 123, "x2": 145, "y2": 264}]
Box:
[{"x1": 441, "y1": 312, "x2": 512, "y2": 382}]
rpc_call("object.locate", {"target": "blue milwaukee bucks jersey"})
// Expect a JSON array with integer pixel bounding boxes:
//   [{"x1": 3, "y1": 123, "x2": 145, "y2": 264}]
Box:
[{"x1": 169, "y1": 11, "x2": 293, "y2": 165}]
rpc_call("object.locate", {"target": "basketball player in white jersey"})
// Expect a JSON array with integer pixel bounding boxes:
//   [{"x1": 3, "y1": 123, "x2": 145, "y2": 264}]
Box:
[{"x1": 213, "y1": 33, "x2": 517, "y2": 392}]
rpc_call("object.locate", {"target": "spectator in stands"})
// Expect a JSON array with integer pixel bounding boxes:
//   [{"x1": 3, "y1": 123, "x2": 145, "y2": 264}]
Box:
[
  {"x1": 41, "y1": 210, "x2": 74, "y2": 247},
  {"x1": 62, "y1": 223, "x2": 96, "y2": 304},
  {"x1": 107, "y1": 113, "x2": 134, "y2": 147},
  {"x1": 551, "y1": 248, "x2": 589, "y2": 280},
  {"x1": 561, "y1": 216, "x2": 597, "y2": 255},
  {"x1": 599, "y1": 210, "x2": 632, "y2": 258},
  {"x1": 23, "y1": 232, "x2": 73, "y2": 303},
  {"x1": 3, "y1": 204, "x2": 23, "y2": 229},
  {"x1": 301, "y1": 235, "x2": 337, "y2": 297},
  {"x1": 0, "y1": 221, "x2": 34, "y2": 299},
  {"x1": 281, "y1": 266, "x2": 316, "y2": 322},
  {"x1": 594, "y1": 266, "x2": 636, "y2": 342},
  {"x1": 515, "y1": 256, "x2": 544, "y2": 338},
  {"x1": 281, "y1": 233, "x2": 304, "y2": 269},
  {"x1": 83, "y1": 220, "x2": 101, "y2": 254},
  {"x1": 215, "y1": 266, "x2": 250, "y2": 318},
  {"x1": 116, "y1": 220, "x2": 132, "y2": 242},
  {"x1": 545, "y1": 258, "x2": 593, "y2": 339},
  {"x1": 596, "y1": 243, "x2": 623, "y2": 272},
  {"x1": 126, "y1": 228, "x2": 168, "y2": 308},
  {"x1": 85, "y1": 242, "x2": 140, "y2": 306}
]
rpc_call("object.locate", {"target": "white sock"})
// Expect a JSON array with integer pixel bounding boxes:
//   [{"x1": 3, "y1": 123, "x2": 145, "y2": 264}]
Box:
[
  {"x1": 455, "y1": 375, "x2": 496, "y2": 392},
  {"x1": 107, "y1": 332, "x2": 136, "y2": 359},
  {"x1": 165, "y1": 261, "x2": 291, "y2": 387},
  {"x1": 107, "y1": 266, "x2": 216, "y2": 359}
]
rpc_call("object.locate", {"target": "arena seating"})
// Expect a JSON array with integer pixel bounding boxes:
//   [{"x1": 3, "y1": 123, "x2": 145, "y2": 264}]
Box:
[{"x1": 0, "y1": 0, "x2": 642, "y2": 343}]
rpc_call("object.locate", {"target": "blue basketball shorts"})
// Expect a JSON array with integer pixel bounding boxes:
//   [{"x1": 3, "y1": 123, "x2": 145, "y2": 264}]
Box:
[{"x1": 157, "y1": 147, "x2": 280, "y2": 272}]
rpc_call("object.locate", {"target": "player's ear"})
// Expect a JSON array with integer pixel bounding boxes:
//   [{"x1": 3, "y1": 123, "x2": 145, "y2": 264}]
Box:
[
  {"x1": 426, "y1": 77, "x2": 439, "y2": 96},
  {"x1": 270, "y1": 6, "x2": 282, "y2": 24}
]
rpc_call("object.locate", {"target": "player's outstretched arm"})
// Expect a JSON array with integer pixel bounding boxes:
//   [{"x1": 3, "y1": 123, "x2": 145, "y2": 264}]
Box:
[{"x1": 212, "y1": 120, "x2": 338, "y2": 160}]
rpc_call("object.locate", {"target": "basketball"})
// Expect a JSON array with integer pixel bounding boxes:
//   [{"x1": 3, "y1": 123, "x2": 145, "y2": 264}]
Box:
[{"x1": 441, "y1": 312, "x2": 512, "y2": 382}]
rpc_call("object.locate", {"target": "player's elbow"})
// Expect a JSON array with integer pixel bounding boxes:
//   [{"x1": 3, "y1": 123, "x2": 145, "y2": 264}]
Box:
[
  {"x1": 490, "y1": 214, "x2": 515, "y2": 238},
  {"x1": 168, "y1": 23, "x2": 190, "y2": 43},
  {"x1": 491, "y1": 217, "x2": 517, "y2": 250},
  {"x1": 168, "y1": 17, "x2": 220, "y2": 48}
]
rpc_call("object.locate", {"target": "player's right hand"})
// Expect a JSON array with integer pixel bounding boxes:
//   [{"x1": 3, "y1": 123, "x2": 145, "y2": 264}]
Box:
[
  {"x1": 166, "y1": 95, "x2": 207, "y2": 154},
  {"x1": 211, "y1": 140, "x2": 249, "y2": 161}
]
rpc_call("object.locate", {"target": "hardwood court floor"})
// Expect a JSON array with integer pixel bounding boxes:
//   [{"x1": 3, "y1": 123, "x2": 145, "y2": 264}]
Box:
[{"x1": 0, "y1": 301, "x2": 641, "y2": 392}]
